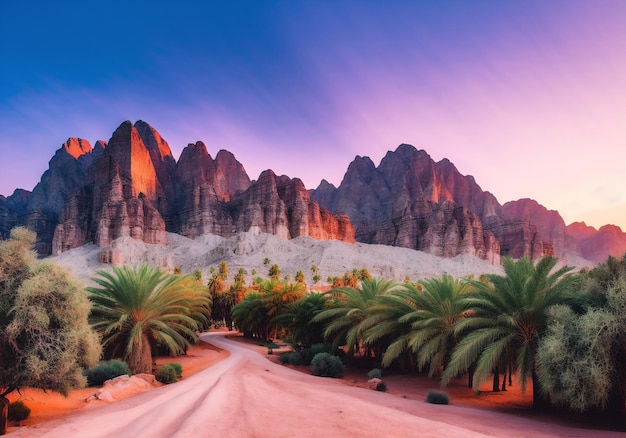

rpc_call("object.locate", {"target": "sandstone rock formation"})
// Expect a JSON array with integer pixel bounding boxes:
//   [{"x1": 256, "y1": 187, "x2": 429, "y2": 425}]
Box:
[
  {"x1": 310, "y1": 144, "x2": 532, "y2": 262},
  {"x1": 566, "y1": 222, "x2": 626, "y2": 263},
  {"x1": 1, "y1": 120, "x2": 353, "y2": 258},
  {"x1": 2, "y1": 122, "x2": 625, "y2": 266}
]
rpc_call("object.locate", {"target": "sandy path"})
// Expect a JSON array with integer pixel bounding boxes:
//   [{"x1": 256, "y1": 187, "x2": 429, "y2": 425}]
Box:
[{"x1": 8, "y1": 332, "x2": 619, "y2": 438}]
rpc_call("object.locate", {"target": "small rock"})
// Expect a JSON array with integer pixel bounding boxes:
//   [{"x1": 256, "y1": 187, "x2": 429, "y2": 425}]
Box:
[{"x1": 367, "y1": 378, "x2": 382, "y2": 390}]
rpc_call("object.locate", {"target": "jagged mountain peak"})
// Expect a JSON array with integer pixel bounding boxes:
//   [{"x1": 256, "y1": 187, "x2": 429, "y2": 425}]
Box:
[
  {"x1": 62, "y1": 138, "x2": 92, "y2": 159},
  {"x1": 2, "y1": 120, "x2": 624, "y2": 266}
]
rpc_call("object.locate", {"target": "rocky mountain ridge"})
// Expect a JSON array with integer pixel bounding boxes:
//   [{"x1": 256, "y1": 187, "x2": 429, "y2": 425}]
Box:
[
  {"x1": 310, "y1": 144, "x2": 625, "y2": 265},
  {"x1": 1, "y1": 121, "x2": 623, "y2": 266},
  {"x1": 0, "y1": 121, "x2": 353, "y2": 262}
]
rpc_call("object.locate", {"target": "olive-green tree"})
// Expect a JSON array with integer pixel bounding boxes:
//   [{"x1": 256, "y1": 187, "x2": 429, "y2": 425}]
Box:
[
  {"x1": 0, "y1": 228, "x2": 101, "y2": 434},
  {"x1": 537, "y1": 257, "x2": 626, "y2": 413}
]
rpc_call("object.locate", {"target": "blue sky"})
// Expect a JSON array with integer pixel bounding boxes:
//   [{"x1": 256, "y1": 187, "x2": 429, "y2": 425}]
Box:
[{"x1": 1, "y1": 1, "x2": 626, "y2": 230}]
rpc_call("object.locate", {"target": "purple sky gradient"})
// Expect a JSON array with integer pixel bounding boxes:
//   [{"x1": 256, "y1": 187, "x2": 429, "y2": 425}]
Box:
[{"x1": 1, "y1": 1, "x2": 625, "y2": 229}]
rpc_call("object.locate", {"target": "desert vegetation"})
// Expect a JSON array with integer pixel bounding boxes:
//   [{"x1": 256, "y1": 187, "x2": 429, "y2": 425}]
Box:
[
  {"x1": 231, "y1": 255, "x2": 626, "y2": 416},
  {"x1": 0, "y1": 228, "x2": 101, "y2": 434},
  {"x1": 87, "y1": 264, "x2": 212, "y2": 374},
  {"x1": 4, "y1": 223, "x2": 626, "y2": 435}
]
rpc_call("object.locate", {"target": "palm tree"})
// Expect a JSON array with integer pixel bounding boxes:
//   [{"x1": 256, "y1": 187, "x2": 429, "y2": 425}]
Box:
[
  {"x1": 260, "y1": 280, "x2": 306, "y2": 339},
  {"x1": 368, "y1": 275, "x2": 473, "y2": 377},
  {"x1": 442, "y1": 256, "x2": 579, "y2": 410},
  {"x1": 87, "y1": 264, "x2": 211, "y2": 374},
  {"x1": 232, "y1": 292, "x2": 272, "y2": 340},
  {"x1": 272, "y1": 292, "x2": 331, "y2": 347},
  {"x1": 313, "y1": 278, "x2": 399, "y2": 359}
]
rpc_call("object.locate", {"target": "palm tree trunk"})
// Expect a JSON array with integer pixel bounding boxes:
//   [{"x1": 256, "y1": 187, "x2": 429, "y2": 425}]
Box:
[
  {"x1": 492, "y1": 367, "x2": 500, "y2": 392},
  {"x1": 468, "y1": 364, "x2": 475, "y2": 388},
  {"x1": 508, "y1": 362, "x2": 513, "y2": 386},
  {"x1": 532, "y1": 363, "x2": 550, "y2": 411},
  {"x1": 129, "y1": 333, "x2": 153, "y2": 374},
  {"x1": 0, "y1": 395, "x2": 9, "y2": 435},
  {"x1": 501, "y1": 369, "x2": 507, "y2": 391}
]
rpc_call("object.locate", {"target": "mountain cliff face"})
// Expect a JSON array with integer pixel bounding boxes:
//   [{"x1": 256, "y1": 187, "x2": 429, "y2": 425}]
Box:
[
  {"x1": 2, "y1": 122, "x2": 624, "y2": 266},
  {"x1": 310, "y1": 145, "x2": 555, "y2": 262},
  {"x1": 566, "y1": 223, "x2": 626, "y2": 263},
  {"x1": 0, "y1": 121, "x2": 353, "y2": 260}
]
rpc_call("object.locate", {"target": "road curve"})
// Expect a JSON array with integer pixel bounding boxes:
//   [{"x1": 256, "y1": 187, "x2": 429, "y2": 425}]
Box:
[{"x1": 9, "y1": 333, "x2": 613, "y2": 437}]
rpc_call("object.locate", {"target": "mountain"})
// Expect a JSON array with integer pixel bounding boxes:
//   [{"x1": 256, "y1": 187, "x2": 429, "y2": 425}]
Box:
[
  {"x1": 310, "y1": 145, "x2": 555, "y2": 263},
  {"x1": 502, "y1": 198, "x2": 626, "y2": 264},
  {"x1": 1, "y1": 121, "x2": 624, "y2": 267},
  {"x1": 0, "y1": 121, "x2": 353, "y2": 261},
  {"x1": 310, "y1": 144, "x2": 626, "y2": 265},
  {"x1": 566, "y1": 222, "x2": 626, "y2": 263}
]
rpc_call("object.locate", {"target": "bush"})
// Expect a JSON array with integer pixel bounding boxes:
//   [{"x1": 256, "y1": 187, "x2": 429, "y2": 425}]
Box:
[
  {"x1": 310, "y1": 352, "x2": 344, "y2": 378},
  {"x1": 368, "y1": 368, "x2": 382, "y2": 379},
  {"x1": 155, "y1": 363, "x2": 183, "y2": 385},
  {"x1": 279, "y1": 351, "x2": 303, "y2": 365},
  {"x1": 8, "y1": 401, "x2": 31, "y2": 422},
  {"x1": 425, "y1": 390, "x2": 449, "y2": 405},
  {"x1": 156, "y1": 363, "x2": 183, "y2": 384},
  {"x1": 84, "y1": 360, "x2": 130, "y2": 387},
  {"x1": 376, "y1": 381, "x2": 387, "y2": 392},
  {"x1": 300, "y1": 343, "x2": 332, "y2": 365}
]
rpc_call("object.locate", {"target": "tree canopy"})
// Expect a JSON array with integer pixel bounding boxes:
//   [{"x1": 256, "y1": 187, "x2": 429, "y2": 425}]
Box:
[
  {"x1": 0, "y1": 228, "x2": 101, "y2": 434},
  {"x1": 88, "y1": 264, "x2": 211, "y2": 374}
]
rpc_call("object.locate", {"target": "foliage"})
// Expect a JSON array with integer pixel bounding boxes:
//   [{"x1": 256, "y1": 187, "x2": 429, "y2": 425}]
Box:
[
  {"x1": 7, "y1": 401, "x2": 30, "y2": 422},
  {"x1": 269, "y1": 264, "x2": 281, "y2": 280},
  {"x1": 272, "y1": 293, "x2": 331, "y2": 348},
  {"x1": 218, "y1": 261, "x2": 228, "y2": 281},
  {"x1": 367, "y1": 368, "x2": 382, "y2": 379},
  {"x1": 369, "y1": 275, "x2": 472, "y2": 376},
  {"x1": 156, "y1": 363, "x2": 183, "y2": 384},
  {"x1": 0, "y1": 228, "x2": 101, "y2": 399},
  {"x1": 442, "y1": 257, "x2": 579, "y2": 409},
  {"x1": 84, "y1": 360, "x2": 130, "y2": 387},
  {"x1": 232, "y1": 292, "x2": 272, "y2": 340},
  {"x1": 310, "y1": 352, "x2": 344, "y2": 378},
  {"x1": 313, "y1": 278, "x2": 400, "y2": 358},
  {"x1": 279, "y1": 344, "x2": 336, "y2": 366},
  {"x1": 279, "y1": 351, "x2": 303, "y2": 365},
  {"x1": 87, "y1": 264, "x2": 211, "y2": 374},
  {"x1": 233, "y1": 280, "x2": 306, "y2": 340},
  {"x1": 537, "y1": 270, "x2": 626, "y2": 413},
  {"x1": 299, "y1": 343, "x2": 334, "y2": 365},
  {"x1": 425, "y1": 391, "x2": 449, "y2": 405},
  {"x1": 295, "y1": 270, "x2": 306, "y2": 284}
]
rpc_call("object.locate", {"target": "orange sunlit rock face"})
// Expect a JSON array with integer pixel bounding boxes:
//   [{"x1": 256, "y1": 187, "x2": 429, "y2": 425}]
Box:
[
  {"x1": 48, "y1": 120, "x2": 354, "y2": 257},
  {"x1": 107, "y1": 120, "x2": 158, "y2": 200},
  {"x1": 62, "y1": 138, "x2": 92, "y2": 159}
]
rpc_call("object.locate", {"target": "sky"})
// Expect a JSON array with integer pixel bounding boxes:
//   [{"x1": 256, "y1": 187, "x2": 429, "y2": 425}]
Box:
[{"x1": 1, "y1": 1, "x2": 625, "y2": 230}]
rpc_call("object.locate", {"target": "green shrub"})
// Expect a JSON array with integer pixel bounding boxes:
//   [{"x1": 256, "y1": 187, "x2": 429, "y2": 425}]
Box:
[
  {"x1": 425, "y1": 390, "x2": 449, "y2": 405},
  {"x1": 376, "y1": 381, "x2": 387, "y2": 392},
  {"x1": 279, "y1": 351, "x2": 303, "y2": 365},
  {"x1": 8, "y1": 401, "x2": 31, "y2": 422},
  {"x1": 368, "y1": 368, "x2": 382, "y2": 379},
  {"x1": 84, "y1": 360, "x2": 130, "y2": 387},
  {"x1": 156, "y1": 363, "x2": 183, "y2": 384},
  {"x1": 310, "y1": 352, "x2": 344, "y2": 378},
  {"x1": 300, "y1": 343, "x2": 332, "y2": 365}
]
